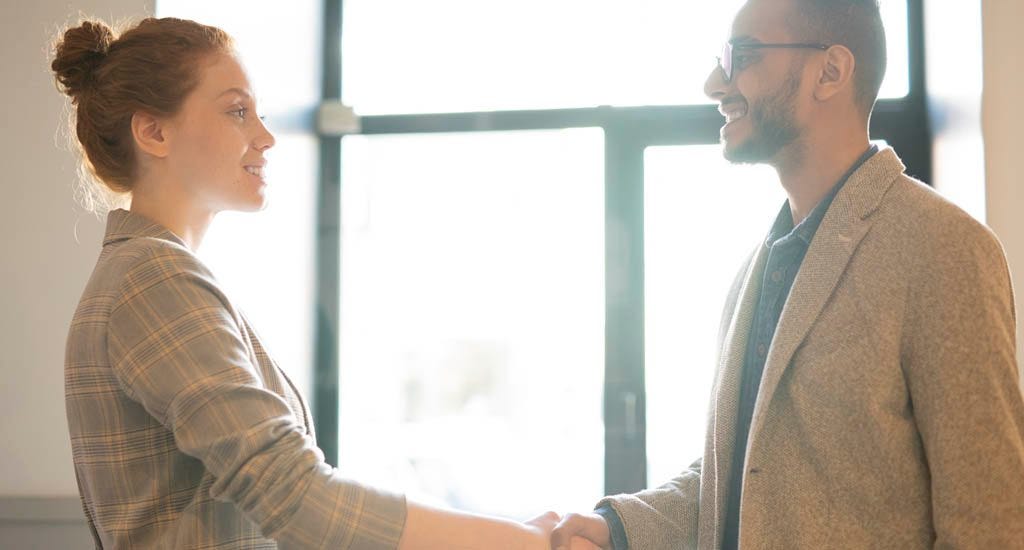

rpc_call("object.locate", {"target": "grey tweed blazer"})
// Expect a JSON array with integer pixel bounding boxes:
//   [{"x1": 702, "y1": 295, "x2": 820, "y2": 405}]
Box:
[{"x1": 599, "y1": 148, "x2": 1024, "y2": 548}]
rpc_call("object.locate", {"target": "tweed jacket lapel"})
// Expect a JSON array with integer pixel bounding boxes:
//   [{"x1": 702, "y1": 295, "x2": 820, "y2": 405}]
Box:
[
  {"x1": 710, "y1": 241, "x2": 769, "y2": 546},
  {"x1": 745, "y1": 148, "x2": 907, "y2": 453}
]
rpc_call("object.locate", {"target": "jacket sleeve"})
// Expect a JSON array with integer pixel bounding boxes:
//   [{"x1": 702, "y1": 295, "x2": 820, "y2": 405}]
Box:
[
  {"x1": 106, "y1": 244, "x2": 406, "y2": 550},
  {"x1": 595, "y1": 458, "x2": 701, "y2": 550},
  {"x1": 903, "y1": 220, "x2": 1024, "y2": 548}
]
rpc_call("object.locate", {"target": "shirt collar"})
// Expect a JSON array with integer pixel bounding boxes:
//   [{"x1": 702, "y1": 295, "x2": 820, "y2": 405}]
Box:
[
  {"x1": 765, "y1": 144, "x2": 879, "y2": 247},
  {"x1": 102, "y1": 209, "x2": 188, "y2": 248}
]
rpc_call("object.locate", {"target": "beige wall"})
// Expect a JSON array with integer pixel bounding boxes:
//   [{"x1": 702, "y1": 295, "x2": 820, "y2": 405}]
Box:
[
  {"x1": 982, "y1": 0, "x2": 1024, "y2": 386},
  {"x1": 0, "y1": 1, "x2": 150, "y2": 546},
  {"x1": 0, "y1": 0, "x2": 153, "y2": 498}
]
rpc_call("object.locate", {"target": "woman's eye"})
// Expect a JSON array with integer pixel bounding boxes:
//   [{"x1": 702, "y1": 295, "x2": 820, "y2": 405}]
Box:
[{"x1": 229, "y1": 108, "x2": 248, "y2": 120}]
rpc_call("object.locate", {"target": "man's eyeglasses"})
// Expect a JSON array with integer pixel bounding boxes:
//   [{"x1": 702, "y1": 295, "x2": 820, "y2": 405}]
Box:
[{"x1": 716, "y1": 42, "x2": 831, "y2": 83}]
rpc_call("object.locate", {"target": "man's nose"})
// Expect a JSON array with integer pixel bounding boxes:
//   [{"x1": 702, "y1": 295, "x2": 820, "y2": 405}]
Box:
[{"x1": 704, "y1": 64, "x2": 728, "y2": 101}]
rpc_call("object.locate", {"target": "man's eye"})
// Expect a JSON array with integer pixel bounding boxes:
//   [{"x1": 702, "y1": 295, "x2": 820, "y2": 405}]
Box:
[
  {"x1": 229, "y1": 108, "x2": 248, "y2": 120},
  {"x1": 734, "y1": 54, "x2": 755, "y2": 68}
]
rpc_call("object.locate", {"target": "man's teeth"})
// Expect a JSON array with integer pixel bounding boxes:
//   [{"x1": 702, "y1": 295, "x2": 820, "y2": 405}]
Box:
[
  {"x1": 726, "y1": 108, "x2": 747, "y2": 123},
  {"x1": 245, "y1": 166, "x2": 264, "y2": 177}
]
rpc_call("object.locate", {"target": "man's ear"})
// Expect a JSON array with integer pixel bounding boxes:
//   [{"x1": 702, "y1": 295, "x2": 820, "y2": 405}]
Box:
[
  {"x1": 814, "y1": 44, "x2": 856, "y2": 102},
  {"x1": 131, "y1": 111, "x2": 171, "y2": 158}
]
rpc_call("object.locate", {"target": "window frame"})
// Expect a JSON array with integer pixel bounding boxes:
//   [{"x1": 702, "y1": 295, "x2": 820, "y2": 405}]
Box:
[{"x1": 313, "y1": 0, "x2": 930, "y2": 495}]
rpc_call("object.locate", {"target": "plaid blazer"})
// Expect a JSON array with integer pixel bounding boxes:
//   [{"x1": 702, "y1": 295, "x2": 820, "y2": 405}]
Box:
[
  {"x1": 598, "y1": 148, "x2": 1024, "y2": 548},
  {"x1": 65, "y1": 209, "x2": 406, "y2": 549}
]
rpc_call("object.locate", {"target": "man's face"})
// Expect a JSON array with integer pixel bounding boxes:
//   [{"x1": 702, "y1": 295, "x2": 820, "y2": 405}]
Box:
[{"x1": 704, "y1": 0, "x2": 813, "y2": 165}]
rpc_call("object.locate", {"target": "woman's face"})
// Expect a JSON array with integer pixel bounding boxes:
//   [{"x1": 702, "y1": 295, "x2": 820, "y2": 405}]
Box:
[{"x1": 165, "y1": 52, "x2": 275, "y2": 213}]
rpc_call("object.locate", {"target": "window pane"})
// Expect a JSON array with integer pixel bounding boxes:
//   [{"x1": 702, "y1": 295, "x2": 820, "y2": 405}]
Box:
[
  {"x1": 338, "y1": 129, "x2": 605, "y2": 518},
  {"x1": 342, "y1": 0, "x2": 908, "y2": 114},
  {"x1": 879, "y1": 0, "x2": 910, "y2": 99},
  {"x1": 643, "y1": 145, "x2": 784, "y2": 487}
]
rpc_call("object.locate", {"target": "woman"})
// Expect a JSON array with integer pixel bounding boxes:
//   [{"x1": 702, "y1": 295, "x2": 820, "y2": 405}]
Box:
[{"x1": 54, "y1": 16, "x2": 588, "y2": 550}]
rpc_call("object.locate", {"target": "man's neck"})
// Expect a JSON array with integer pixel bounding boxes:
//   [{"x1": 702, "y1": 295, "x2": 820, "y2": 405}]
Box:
[{"x1": 775, "y1": 132, "x2": 872, "y2": 226}]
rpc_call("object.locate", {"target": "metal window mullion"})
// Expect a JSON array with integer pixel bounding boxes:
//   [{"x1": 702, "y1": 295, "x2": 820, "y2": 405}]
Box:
[
  {"x1": 603, "y1": 125, "x2": 648, "y2": 495},
  {"x1": 349, "y1": 104, "x2": 723, "y2": 138},
  {"x1": 885, "y1": 0, "x2": 931, "y2": 183},
  {"x1": 313, "y1": 0, "x2": 344, "y2": 467}
]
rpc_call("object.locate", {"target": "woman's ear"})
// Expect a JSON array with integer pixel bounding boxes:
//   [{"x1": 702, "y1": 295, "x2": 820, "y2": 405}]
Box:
[
  {"x1": 131, "y1": 111, "x2": 171, "y2": 158},
  {"x1": 814, "y1": 44, "x2": 856, "y2": 103}
]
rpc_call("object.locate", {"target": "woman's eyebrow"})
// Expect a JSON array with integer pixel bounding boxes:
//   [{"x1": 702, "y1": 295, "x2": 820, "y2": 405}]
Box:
[{"x1": 216, "y1": 87, "x2": 253, "y2": 100}]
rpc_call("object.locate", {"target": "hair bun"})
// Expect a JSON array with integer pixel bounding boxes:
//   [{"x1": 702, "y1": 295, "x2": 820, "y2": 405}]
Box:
[{"x1": 51, "y1": 20, "x2": 116, "y2": 100}]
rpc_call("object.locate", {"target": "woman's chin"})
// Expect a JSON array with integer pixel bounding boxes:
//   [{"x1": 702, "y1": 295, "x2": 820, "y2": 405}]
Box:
[{"x1": 228, "y1": 193, "x2": 268, "y2": 213}]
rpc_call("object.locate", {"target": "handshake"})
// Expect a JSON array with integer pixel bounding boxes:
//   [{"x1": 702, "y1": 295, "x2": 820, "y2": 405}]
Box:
[{"x1": 522, "y1": 510, "x2": 614, "y2": 550}]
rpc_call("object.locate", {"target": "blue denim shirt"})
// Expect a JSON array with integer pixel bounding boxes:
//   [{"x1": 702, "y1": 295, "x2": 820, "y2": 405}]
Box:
[{"x1": 597, "y1": 145, "x2": 877, "y2": 550}]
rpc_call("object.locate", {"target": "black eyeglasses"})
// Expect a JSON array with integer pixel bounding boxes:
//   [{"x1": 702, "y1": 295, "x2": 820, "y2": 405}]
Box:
[{"x1": 716, "y1": 41, "x2": 831, "y2": 83}]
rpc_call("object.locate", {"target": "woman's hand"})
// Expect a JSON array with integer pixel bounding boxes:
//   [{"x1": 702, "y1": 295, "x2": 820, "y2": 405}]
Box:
[{"x1": 523, "y1": 511, "x2": 562, "y2": 541}]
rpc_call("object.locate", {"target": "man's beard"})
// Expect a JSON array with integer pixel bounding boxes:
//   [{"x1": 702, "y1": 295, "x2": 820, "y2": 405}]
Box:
[{"x1": 724, "y1": 72, "x2": 802, "y2": 164}]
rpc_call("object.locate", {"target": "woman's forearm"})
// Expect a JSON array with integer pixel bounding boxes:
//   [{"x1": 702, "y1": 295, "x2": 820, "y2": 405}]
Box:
[{"x1": 397, "y1": 500, "x2": 549, "y2": 550}]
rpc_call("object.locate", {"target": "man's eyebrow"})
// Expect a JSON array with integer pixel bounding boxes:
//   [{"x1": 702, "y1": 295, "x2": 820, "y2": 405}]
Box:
[{"x1": 216, "y1": 87, "x2": 253, "y2": 100}]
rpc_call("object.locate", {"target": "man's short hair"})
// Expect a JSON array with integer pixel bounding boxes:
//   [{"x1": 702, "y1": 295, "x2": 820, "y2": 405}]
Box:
[{"x1": 790, "y1": 0, "x2": 887, "y2": 116}]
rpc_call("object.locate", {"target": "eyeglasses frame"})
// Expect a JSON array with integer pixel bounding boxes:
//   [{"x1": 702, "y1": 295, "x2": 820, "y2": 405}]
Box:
[{"x1": 716, "y1": 42, "x2": 832, "y2": 83}]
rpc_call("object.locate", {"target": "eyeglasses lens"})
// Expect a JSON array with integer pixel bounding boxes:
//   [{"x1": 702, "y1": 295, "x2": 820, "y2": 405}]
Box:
[{"x1": 721, "y1": 42, "x2": 733, "y2": 81}]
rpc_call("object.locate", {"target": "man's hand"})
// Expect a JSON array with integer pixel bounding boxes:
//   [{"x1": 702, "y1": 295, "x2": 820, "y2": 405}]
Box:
[{"x1": 550, "y1": 512, "x2": 611, "y2": 550}]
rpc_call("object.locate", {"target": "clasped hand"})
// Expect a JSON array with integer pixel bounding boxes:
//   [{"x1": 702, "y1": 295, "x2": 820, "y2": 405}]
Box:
[{"x1": 524, "y1": 510, "x2": 612, "y2": 550}]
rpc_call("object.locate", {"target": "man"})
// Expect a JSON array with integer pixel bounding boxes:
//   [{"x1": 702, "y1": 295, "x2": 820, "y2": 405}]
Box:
[{"x1": 551, "y1": 0, "x2": 1024, "y2": 548}]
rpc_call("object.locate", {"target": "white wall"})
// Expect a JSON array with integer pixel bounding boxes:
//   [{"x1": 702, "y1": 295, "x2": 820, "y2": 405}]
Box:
[
  {"x1": 0, "y1": 1, "x2": 151, "y2": 546},
  {"x1": 0, "y1": 0, "x2": 153, "y2": 498},
  {"x1": 981, "y1": 0, "x2": 1024, "y2": 386}
]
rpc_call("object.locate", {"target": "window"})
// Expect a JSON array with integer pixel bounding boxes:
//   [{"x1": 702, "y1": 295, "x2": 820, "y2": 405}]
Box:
[
  {"x1": 324, "y1": 0, "x2": 928, "y2": 512},
  {"x1": 163, "y1": 0, "x2": 930, "y2": 518},
  {"x1": 336, "y1": 130, "x2": 604, "y2": 516},
  {"x1": 342, "y1": 0, "x2": 909, "y2": 114}
]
